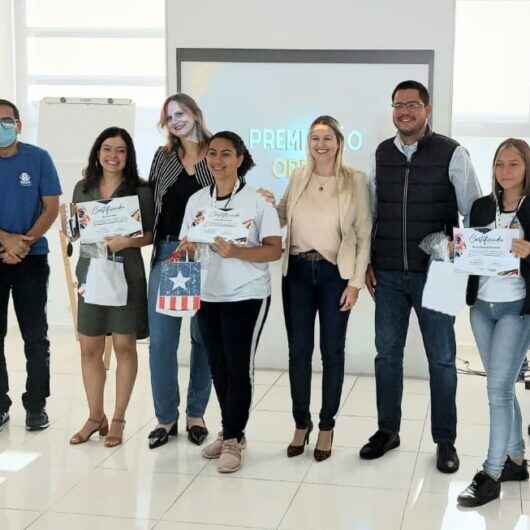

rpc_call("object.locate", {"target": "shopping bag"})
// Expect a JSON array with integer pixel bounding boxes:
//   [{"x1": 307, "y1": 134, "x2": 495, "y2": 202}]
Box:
[
  {"x1": 156, "y1": 252, "x2": 201, "y2": 317},
  {"x1": 84, "y1": 257, "x2": 128, "y2": 306}
]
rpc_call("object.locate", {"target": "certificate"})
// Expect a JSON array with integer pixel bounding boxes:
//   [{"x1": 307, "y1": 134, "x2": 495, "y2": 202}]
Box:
[
  {"x1": 453, "y1": 227, "x2": 520, "y2": 277},
  {"x1": 76, "y1": 195, "x2": 143, "y2": 244},
  {"x1": 187, "y1": 207, "x2": 250, "y2": 244}
]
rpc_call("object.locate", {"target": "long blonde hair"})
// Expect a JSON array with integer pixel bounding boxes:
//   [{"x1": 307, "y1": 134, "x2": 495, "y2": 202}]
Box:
[
  {"x1": 159, "y1": 93, "x2": 211, "y2": 155},
  {"x1": 491, "y1": 138, "x2": 530, "y2": 201}
]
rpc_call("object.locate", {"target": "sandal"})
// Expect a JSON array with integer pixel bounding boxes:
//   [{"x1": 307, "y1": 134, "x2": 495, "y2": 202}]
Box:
[
  {"x1": 104, "y1": 418, "x2": 126, "y2": 448},
  {"x1": 70, "y1": 416, "x2": 108, "y2": 445}
]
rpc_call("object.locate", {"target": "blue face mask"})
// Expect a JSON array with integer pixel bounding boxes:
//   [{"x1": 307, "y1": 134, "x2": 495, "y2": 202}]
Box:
[{"x1": 0, "y1": 126, "x2": 17, "y2": 148}]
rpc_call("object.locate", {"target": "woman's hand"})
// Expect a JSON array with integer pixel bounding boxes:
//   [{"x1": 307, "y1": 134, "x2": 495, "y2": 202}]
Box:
[
  {"x1": 212, "y1": 237, "x2": 240, "y2": 258},
  {"x1": 104, "y1": 236, "x2": 130, "y2": 253},
  {"x1": 340, "y1": 285, "x2": 360, "y2": 311},
  {"x1": 256, "y1": 188, "x2": 276, "y2": 206},
  {"x1": 512, "y1": 239, "x2": 530, "y2": 259},
  {"x1": 176, "y1": 237, "x2": 197, "y2": 257}
]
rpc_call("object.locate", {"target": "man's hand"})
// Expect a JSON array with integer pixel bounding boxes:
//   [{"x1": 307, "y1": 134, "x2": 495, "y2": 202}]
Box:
[
  {"x1": 0, "y1": 252, "x2": 21, "y2": 265},
  {"x1": 365, "y1": 264, "x2": 377, "y2": 299},
  {"x1": 0, "y1": 233, "x2": 34, "y2": 259},
  {"x1": 212, "y1": 237, "x2": 241, "y2": 258}
]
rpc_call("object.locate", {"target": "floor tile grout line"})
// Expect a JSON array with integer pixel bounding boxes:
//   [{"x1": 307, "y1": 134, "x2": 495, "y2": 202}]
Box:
[{"x1": 398, "y1": 399, "x2": 430, "y2": 530}]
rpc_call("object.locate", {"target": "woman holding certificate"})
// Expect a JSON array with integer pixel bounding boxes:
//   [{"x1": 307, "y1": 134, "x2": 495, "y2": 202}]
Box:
[
  {"x1": 458, "y1": 139, "x2": 530, "y2": 507},
  {"x1": 147, "y1": 94, "x2": 222, "y2": 449},
  {"x1": 277, "y1": 115, "x2": 372, "y2": 461},
  {"x1": 179, "y1": 131, "x2": 282, "y2": 473},
  {"x1": 69, "y1": 127, "x2": 154, "y2": 447}
]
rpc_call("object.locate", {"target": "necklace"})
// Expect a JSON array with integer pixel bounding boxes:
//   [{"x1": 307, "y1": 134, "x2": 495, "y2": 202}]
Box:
[{"x1": 314, "y1": 174, "x2": 333, "y2": 191}]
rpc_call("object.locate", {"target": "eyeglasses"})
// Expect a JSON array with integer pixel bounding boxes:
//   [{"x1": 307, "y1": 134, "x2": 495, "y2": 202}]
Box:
[
  {"x1": 0, "y1": 117, "x2": 17, "y2": 130},
  {"x1": 391, "y1": 102, "x2": 425, "y2": 111}
]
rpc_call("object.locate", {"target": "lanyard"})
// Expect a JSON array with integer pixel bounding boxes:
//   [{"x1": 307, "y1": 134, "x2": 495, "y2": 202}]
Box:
[
  {"x1": 495, "y1": 196, "x2": 525, "y2": 229},
  {"x1": 211, "y1": 180, "x2": 239, "y2": 210}
]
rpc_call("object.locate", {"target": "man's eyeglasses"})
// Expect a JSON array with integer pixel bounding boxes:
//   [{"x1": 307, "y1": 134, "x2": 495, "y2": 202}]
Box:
[
  {"x1": 0, "y1": 117, "x2": 17, "y2": 130},
  {"x1": 391, "y1": 102, "x2": 425, "y2": 111}
]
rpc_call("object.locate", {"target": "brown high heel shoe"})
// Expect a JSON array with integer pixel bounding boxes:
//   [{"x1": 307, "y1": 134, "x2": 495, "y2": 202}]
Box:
[
  {"x1": 104, "y1": 418, "x2": 126, "y2": 448},
  {"x1": 287, "y1": 421, "x2": 313, "y2": 458},
  {"x1": 70, "y1": 416, "x2": 108, "y2": 445},
  {"x1": 314, "y1": 430, "x2": 334, "y2": 462}
]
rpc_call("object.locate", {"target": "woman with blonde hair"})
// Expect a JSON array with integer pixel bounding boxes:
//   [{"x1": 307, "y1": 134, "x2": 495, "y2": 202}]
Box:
[
  {"x1": 278, "y1": 115, "x2": 372, "y2": 461},
  {"x1": 458, "y1": 139, "x2": 530, "y2": 507}
]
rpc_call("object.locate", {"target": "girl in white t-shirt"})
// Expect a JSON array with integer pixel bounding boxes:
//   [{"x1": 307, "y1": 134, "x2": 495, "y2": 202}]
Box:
[
  {"x1": 179, "y1": 131, "x2": 282, "y2": 473},
  {"x1": 458, "y1": 139, "x2": 530, "y2": 507}
]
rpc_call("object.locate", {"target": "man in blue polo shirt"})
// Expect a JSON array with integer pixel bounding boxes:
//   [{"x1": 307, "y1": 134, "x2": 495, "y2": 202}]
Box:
[{"x1": 0, "y1": 99, "x2": 62, "y2": 431}]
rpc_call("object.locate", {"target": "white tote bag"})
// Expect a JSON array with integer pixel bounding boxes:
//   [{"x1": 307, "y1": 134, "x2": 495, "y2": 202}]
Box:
[{"x1": 84, "y1": 257, "x2": 128, "y2": 307}]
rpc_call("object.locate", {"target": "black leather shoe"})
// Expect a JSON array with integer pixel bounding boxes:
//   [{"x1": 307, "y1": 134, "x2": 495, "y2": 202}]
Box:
[
  {"x1": 314, "y1": 430, "x2": 334, "y2": 462},
  {"x1": 148, "y1": 422, "x2": 178, "y2": 449},
  {"x1": 359, "y1": 430, "x2": 400, "y2": 460},
  {"x1": 287, "y1": 421, "x2": 313, "y2": 458},
  {"x1": 26, "y1": 409, "x2": 49, "y2": 431},
  {"x1": 0, "y1": 411, "x2": 9, "y2": 431},
  {"x1": 436, "y1": 442, "x2": 460, "y2": 473},
  {"x1": 500, "y1": 456, "x2": 529, "y2": 482},
  {"x1": 187, "y1": 424, "x2": 208, "y2": 445},
  {"x1": 457, "y1": 471, "x2": 500, "y2": 507}
]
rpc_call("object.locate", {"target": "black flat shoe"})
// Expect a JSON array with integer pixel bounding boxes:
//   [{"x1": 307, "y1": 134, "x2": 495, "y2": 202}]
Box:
[
  {"x1": 314, "y1": 430, "x2": 334, "y2": 462},
  {"x1": 457, "y1": 471, "x2": 500, "y2": 507},
  {"x1": 148, "y1": 422, "x2": 178, "y2": 449},
  {"x1": 287, "y1": 421, "x2": 313, "y2": 458},
  {"x1": 500, "y1": 456, "x2": 529, "y2": 482},
  {"x1": 187, "y1": 424, "x2": 208, "y2": 445},
  {"x1": 359, "y1": 430, "x2": 400, "y2": 460},
  {"x1": 437, "y1": 442, "x2": 460, "y2": 473}
]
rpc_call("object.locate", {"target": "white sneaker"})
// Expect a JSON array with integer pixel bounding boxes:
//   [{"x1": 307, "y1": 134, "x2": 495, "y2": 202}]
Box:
[
  {"x1": 201, "y1": 431, "x2": 247, "y2": 460},
  {"x1": 217, "y1": 438, "x2": 244, "y2": 473}
]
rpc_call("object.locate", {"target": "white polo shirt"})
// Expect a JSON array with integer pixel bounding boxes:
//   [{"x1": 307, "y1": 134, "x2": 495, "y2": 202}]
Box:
[{"x1": 180, "y1": 183, "x2": 282, "y2": 302}]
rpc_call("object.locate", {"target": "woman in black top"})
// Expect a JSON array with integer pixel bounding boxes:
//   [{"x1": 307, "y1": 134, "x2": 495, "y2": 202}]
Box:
[{"x1": 147, "y1": 93, "x2": 215, "y2": 448}]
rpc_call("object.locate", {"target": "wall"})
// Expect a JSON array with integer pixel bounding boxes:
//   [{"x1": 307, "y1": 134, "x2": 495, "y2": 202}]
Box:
[
  {"x1": 0, "y1": 0, "x2": 15, "y2": 100},
  {"x1": 166, "y1": 0, "x2": 460, "y2": 376}
]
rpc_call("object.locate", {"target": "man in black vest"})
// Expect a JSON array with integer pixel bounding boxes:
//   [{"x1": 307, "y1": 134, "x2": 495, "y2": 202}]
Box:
[{"x1": 359, "y1": 81, "x2": 481, "y2": 472}]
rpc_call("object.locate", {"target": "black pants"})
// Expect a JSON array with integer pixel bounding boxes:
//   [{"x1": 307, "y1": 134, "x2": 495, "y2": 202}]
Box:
[
  {"x1": 282, "y1": 255, "x2": 350, "y2": 431},
  {"x1": 197, "y1": 297, "x2": 270, "y2": 440},
  {"x1": 0, "y1": 256, "x2": 51, "y2": 413}
]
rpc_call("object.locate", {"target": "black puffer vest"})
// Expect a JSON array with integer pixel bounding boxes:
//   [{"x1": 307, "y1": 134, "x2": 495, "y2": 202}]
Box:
[{"x1": 373, "y1": 129, "x2": 459, "y2": 272}]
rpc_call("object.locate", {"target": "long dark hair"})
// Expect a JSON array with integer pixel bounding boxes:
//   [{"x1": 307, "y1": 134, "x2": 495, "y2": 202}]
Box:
[
  {"x1": 83, "y1": 127, "x2": 140, "y2": 192},
  {"x1": 159, "y1": 93, "x2": 211, "y2": 156},
  {"x1": 208, "y1": 131, "x2": 255, "y2": 177}
]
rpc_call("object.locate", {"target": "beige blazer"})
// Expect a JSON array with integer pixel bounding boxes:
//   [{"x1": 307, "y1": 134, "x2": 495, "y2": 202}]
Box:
[{"x1": 277, "y1": 166, "x2": 372, "y2": 289}]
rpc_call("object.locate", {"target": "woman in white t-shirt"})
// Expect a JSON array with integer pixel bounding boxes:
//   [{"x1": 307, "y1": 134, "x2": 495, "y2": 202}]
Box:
[
  {"x1": 179, "y1": 131, "x2": 282, "y2": 473},
  {"x1": 458, "y1": 139, "x2": 530, "y2": 507}
]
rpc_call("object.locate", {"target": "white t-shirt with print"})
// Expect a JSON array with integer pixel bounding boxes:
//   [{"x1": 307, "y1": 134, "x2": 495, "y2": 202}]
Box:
[
  {"x1": 180, "y1": 183, "x2": 282, "y2": 302},
  {"x1": 478, "y1": 210, "x2": 526, "y2": 302}
]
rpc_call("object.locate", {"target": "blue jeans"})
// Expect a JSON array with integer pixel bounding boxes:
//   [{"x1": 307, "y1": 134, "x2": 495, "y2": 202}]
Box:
[
  {"x1": 148, "y1": 241, "x2": 212, "y2": 423},
  {"x1": 374, "y1": 270, "x2": 457, "y2": 443},
  {"x1": 470, "y1": 299, "x2": 530, "y2": 479},
  {"x1": 282, "y1": 255, "x2": 350, "y2": 431}
]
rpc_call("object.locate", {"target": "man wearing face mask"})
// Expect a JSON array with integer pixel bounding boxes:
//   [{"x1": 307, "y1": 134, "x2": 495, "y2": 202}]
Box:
[
  {"x1": 360, "y1": 81, "x2": 482, "y2": 473},
  {"x1": 0, "y1": 99, "x2": 62, "y2": 432}
]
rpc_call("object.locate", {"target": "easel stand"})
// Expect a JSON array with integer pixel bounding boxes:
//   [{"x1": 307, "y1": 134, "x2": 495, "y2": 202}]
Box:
[{"x1": 59, "y1": 229, "x2": 112, "y2": 369}]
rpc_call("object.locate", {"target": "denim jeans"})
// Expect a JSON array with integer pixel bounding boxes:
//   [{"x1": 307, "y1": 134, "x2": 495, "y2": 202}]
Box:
[
  {"x1": 282, "y1": 255, "x2": 350, "y2": 431},
  {"x1": 470, "y1": 299, "x2": 530, "y2": 479},
  {"x1": 374, "y1": 270, "x2": 457, "y2": 443},
  {"x1": 0, "y1": 256, "x2": 51, "y2": 413},
  {"x1": 148, "y1": 241, "x2": 212, "y2": 423}
]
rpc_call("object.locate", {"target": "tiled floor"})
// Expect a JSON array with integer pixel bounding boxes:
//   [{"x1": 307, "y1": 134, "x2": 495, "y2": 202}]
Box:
[{"x1": 1, "y1": 329, "x2": 530, "y2": 529}]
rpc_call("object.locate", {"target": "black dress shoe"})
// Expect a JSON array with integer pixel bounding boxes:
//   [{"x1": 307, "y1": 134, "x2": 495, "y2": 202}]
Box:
[
  {"x1": 436, "y1": 442, "x2": 460, "y2": 473},
  {"x1": 314, "y1": 430, "x2": 334, "y2": 462},
  {"x1": 500, "y1": 456, "x2": 529, "y2": 482},
  {"x1": 26, "y1": 409, "x2": 49, "y2": 431},
  {"x1": 187, "y1": 424, "x2": 208, "y2": 445},
  {"x1": 287, "y1": 421, "x2": 313, "y2": 458},
  {"x1": 359, "y1": 430, "x2": 400, "y2": 460},
  {"x1": 148, "y1": 422, "x2": 178, "y2": 449},
  {"x1": 457, "y1": 471, "x2": 500, "y2": 507}
]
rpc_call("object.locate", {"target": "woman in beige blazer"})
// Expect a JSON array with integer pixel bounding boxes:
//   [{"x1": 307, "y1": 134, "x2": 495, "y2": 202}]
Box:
[{"x1": 277, "y1": 115, "x2": 372, "y2": 461}]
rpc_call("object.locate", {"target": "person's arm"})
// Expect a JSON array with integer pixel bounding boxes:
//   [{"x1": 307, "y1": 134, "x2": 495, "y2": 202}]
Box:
[
  {"x1": 276, "y1": 171, "x2": 296, "y2": 228},
  {"x1": 25, "y1": 195, "x2": 60, "y2": 243},
  {"x1": 449, "y1": 146, "x2": 483, "y2": 227}
]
